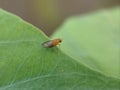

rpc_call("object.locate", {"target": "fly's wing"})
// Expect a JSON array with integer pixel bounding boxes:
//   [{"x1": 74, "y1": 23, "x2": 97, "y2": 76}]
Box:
[{"x1": 42, "y1": 40, "x2": 54, "y2": 48}]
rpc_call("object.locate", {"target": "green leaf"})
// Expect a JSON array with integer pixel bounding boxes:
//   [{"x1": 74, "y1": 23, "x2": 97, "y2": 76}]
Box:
[
  {"x1": 0, "y1": 9, "x2": 120, "y2": 90},
  {"x1": 52, "y1": 7, "x2": 120, "y2": 79}
]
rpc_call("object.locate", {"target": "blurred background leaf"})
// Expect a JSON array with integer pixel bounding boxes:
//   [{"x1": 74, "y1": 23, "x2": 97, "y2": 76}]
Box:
[{"x1": 52, "y1": 7, "x2": 120, "y2": 79}]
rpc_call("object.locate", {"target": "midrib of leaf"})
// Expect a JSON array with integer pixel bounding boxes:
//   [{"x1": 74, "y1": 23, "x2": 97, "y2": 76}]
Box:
[
  {"x1": 0, "y1": 72, "x2": 94, "y2": 90},
  {"x1": 0, "y1": 40, "x2": 41, "y2": 45}
]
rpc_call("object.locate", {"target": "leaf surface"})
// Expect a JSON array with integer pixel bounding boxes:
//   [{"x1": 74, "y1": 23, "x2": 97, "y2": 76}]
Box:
[{"x1": 0, "y1": 9, "x2": 119, "y2": 90}]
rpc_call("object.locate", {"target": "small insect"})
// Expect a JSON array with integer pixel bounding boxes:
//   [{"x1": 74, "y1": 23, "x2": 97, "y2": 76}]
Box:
[{"x1": 42, "y1": 38, "x2": 62, "y2": 48}]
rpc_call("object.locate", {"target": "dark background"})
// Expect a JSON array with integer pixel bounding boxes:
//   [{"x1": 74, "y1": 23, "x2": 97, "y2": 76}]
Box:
[{"x1": 0, "y1": 0, "x2": 120, "y2": 35}]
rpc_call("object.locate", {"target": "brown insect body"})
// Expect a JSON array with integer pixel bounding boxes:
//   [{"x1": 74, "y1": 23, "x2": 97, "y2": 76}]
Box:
[{"x1": 42, "y1": 39, "x2": 62, "y2": 48}]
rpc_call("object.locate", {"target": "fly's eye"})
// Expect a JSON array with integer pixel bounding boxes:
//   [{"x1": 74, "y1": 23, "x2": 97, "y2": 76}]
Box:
[{"x1": 59, "y1": 39, "x2": 62, "y2": 43}]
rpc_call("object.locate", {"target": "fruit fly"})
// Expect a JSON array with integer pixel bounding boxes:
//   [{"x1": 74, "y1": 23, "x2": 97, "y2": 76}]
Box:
[{"x1": 42, "y1": 38, "x2": 62, "y2": 48}]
